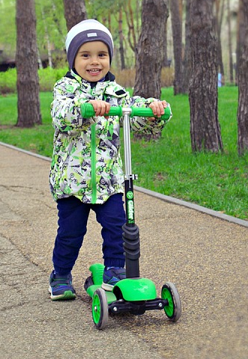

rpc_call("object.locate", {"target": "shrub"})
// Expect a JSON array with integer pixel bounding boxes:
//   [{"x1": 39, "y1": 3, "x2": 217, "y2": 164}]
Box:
[
  {"x1": 0, "y1": 67, "x2": 69, "y2": 94},
  {"x1": 38, "y1": 67, "x2": 68, "y2": 92},
  {"x1": 0, "y1": 66, "x2": 174, "y2": 94},
  {"x1": 161, "y1": 67, "x2": 174, "y2": 87},
  {"x1": 114, "y1": 67, "x2": 174, "y2": 89},
  {"x1": 0, "y1": 68, "x2": 17, "y2": 94}
]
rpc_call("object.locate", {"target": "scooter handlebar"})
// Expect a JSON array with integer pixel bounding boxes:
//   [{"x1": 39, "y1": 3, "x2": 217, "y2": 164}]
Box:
[{"x1": 81, "y1": 103, "x2": 171, "y2": 121}]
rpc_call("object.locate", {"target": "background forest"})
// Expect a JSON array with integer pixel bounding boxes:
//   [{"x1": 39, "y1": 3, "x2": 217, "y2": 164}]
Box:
[{"x1": 0, "y1": 0, "x2": 239, "y2": 85}]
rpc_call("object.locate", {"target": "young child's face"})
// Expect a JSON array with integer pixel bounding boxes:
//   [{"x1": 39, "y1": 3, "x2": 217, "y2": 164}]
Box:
[{"x1": 74, "y1": 41, "x2": 110, "y2": 82}]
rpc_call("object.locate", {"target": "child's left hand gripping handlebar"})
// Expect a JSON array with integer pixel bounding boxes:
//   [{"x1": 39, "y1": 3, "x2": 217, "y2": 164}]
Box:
[{"x1": 81, "y1": 103, "x2": 172, "y2": 121}]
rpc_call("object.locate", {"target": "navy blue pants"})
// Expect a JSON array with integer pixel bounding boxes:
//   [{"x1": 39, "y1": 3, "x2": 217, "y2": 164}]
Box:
[{"x1": 52, "y1": 194, "x2": 126, "y2": 275}]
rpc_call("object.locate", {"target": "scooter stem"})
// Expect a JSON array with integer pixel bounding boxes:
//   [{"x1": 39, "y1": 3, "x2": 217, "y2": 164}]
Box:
[
  {"x1": 122, "y1": 108, "x2": 132, "y2": 180},
  {"x1": 122, "y1": 108, "x2": 140, "y2": 278}
]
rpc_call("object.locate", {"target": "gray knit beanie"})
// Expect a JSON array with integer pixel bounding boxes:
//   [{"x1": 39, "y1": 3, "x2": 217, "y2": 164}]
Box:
[{"x1": 65, "y1": 19, "x2": 114, "y2": 69}]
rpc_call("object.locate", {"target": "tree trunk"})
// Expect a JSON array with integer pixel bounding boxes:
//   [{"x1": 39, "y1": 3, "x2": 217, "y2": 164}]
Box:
[
  {"x1": 227, "y1": 0, "x2": 234, "y2": 84},
  {"x1": 236, "y1": 0, "x2": 246, "y2": 85},
  {"x1": 214, "y1": 0, "x2": 225, "y2": 83},
  {"x1": 134, "y1": 0, "x2": 167, "y2": 99},
  {"x1": 133, "y1": 0, "x2": 168, "y2": 141},
  {"x1": 236, "y1": 0, "x2": 245, "y2": 85},
  {"x1": 162, "y1": 3, "x2": 170, "y2": 67},
  {"x1": 237, "y1": 0, "x2": 248, "y2": 155},
  {"x1": 125, "y1": 0, "x2": 137, "y2": 52},
  {"x1": 181, "y1": 0, "x2": 192, "y2": 93},
  {"x1": 51, "y1": 0, "x2": 64, "y2": 38},
  {"x1": 170, "y1": 0, "x2": 183, "y2": 95},
  {"x1": 189, "y1": 0, "x2": 223, "y2": 153},
  {"x1": 63, "y1": 0, "x2": 87, "y2": 31},
  {"x1": 16, "y1": 0, "x2": 41, "y2": 128},
  {"x1": 41, "y1": 5, "x2": 53, "y2": 68},
  {"x1": 118, "y1": 8, "x2": 126, "y2": 70},
  {"x1": 135, "y1": 0, "x2": 141, "y2": 35},
  {"x1": 37, "y1": 49, "x2": 43, "y2": 70}
]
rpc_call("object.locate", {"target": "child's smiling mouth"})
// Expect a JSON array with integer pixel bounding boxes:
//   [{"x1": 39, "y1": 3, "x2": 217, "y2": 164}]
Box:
[{"x1": 88, "y1": 69, "x2": 102, "y2": 76}]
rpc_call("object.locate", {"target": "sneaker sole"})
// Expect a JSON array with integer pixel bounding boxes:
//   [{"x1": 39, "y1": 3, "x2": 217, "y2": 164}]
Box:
[{"x1": 49, "y1": 287, "x2": 76, "y2": 301}]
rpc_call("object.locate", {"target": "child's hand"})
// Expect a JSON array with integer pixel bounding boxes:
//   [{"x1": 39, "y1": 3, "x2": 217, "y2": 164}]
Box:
[
  {"x1": 149, "y1": 100, "x2": 168, "y2": 119},
  {"x1": 89, "y1": 100, "x2": 110, "y2": 116}
]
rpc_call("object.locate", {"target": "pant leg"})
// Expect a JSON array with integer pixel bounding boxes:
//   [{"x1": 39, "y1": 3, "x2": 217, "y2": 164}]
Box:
[
  {"x1": 94, "y1": 194, "x2": 126, "y2": 268},
  {"x1": 53, "y1": 196, "x2": 90, "y2": 275}
]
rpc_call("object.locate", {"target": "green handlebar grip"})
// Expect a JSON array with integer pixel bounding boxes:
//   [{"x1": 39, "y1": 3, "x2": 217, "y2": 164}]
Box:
[
  {"x1": 81, "y1": 103, "x2": 123, "y2": 118},
  {"x1": 81, "y1": 103, "x2": 171, "y2": 120},
  {"x1": 130, "y1": 106, "x2": 171, "y2": 120}
]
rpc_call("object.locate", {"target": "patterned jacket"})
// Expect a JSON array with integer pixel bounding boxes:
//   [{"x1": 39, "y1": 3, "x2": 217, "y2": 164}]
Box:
[{"x1": 49, "y1": 70, "x2": 170, "y2": 204}]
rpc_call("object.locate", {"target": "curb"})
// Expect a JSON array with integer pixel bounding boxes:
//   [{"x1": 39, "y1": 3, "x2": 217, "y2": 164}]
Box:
[
  {"x1": 134, "y1": 185, "x2": 248, "y2": 228},
  {"x1": 1, "y1": 141, "x2": 248, "y2": 228}
]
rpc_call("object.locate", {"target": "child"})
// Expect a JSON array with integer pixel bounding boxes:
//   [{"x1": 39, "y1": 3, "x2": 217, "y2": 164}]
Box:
[{"x1": 49, "y1": 19, "x2": 170, "y2": 300}]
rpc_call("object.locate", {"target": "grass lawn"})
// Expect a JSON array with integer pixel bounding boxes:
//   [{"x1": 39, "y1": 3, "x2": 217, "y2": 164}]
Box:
[{"x1": 0, "y1": 87, "x2": 247, "y2": 220}]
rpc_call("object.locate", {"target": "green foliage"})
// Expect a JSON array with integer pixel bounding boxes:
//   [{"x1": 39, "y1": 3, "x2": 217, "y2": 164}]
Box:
[
  {"x1": 0, "y1": 0, "x2": 138, "y2": 69},
  {"x1": 0, "y1": 0, "x2": 67, "y2": 66},
  {"x1": 0, "y1": 68, "x2": 17, "y2": 94},
  {"x1": 0, "y1": 87, "x2": 247, "y2": 220},
  {"x1": 0, "y1": 67, "x2": 68, "y2": 94},
  {"x1": 0, "y1": 67, "x2": 174, "y2": 94},
  {"x1": 0, "y1": 0, "x2": 16, "y2": 57},
  {"x1": 86, "y1": 0, "x2": 119, "y2": 19},
  {"x1": 38, "y1": 67, "x2": 68, "y2": 92},
  {"x1": 35, "y1": 0, "x2": 67, "y2": 55}
]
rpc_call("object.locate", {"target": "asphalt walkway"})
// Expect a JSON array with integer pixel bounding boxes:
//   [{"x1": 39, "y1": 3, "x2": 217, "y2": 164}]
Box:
[{"x1": 0, "y1": 142, "x2": 248, "y2": 359}]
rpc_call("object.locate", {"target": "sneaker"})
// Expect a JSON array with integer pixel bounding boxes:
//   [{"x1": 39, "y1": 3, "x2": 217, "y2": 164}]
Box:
[
  {"x1": 102, "y1": 267, "x2": 126, "y2": 291},
  {"x1": 49, "y1": 270, "x2": 76, "y2": 300}
]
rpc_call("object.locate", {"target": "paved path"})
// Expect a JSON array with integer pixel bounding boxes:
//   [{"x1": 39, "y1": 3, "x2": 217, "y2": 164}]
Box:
[{"x1": 0, "y1": 142, "x2": 248, "y2": 359}]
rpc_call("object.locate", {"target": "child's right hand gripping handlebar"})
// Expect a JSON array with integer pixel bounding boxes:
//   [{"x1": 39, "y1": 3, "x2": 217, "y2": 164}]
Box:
[{"x1": 81, "y1": 103, "x2": 172, "y2": 121}]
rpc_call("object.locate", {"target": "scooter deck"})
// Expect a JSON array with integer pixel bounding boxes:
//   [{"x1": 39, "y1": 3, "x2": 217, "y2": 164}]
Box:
[
  {"x1": 84, "y1": 263, "x2": 117, "y2": 303},
  {"x1": 86, "y1": 283, "x2": 117, "y2": 303},
  {"x1": 84, "y1": 263, "x2": 158, "y2": 303}
]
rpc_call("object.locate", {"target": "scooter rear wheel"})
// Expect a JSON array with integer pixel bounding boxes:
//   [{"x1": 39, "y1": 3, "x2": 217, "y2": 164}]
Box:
[
  {"x1": 161, "y1": 282, "x2": 181, "y2": 322},
  {"x1": 92, "y1": 288, "x2": 109, "y2": 329}
]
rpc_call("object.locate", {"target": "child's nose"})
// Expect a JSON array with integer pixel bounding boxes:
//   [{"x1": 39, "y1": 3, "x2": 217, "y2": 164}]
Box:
[{"x1": 91, "y1": 56, "x2": 99, "y2": 64}]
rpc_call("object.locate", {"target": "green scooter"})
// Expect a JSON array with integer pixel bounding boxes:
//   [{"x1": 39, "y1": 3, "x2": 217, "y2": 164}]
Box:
[{"x1": 81, "y1": 103, "x2": 181, "y2": 329}]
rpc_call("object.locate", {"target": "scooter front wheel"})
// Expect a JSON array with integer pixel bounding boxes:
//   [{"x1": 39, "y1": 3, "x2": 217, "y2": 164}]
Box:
[
  {"x1": 92, "y1": 288, "x2": 109, "y2": 329},
  {"x1": 161, "y1": 282, "x2": 181, "y2": 322}
]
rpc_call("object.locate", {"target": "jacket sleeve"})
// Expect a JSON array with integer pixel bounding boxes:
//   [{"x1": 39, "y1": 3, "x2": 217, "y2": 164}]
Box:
[{"x1": 51, "y1": 79, "x2": 93, "y2": 132}]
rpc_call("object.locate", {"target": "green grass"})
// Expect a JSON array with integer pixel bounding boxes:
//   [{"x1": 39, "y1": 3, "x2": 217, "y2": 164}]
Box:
[
  {"x1": 0, "y1": 87, "x2": 248, "y2": 220},
  {"x1": 0, "y1": 92, "x2": 53, "y2": 157}
]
